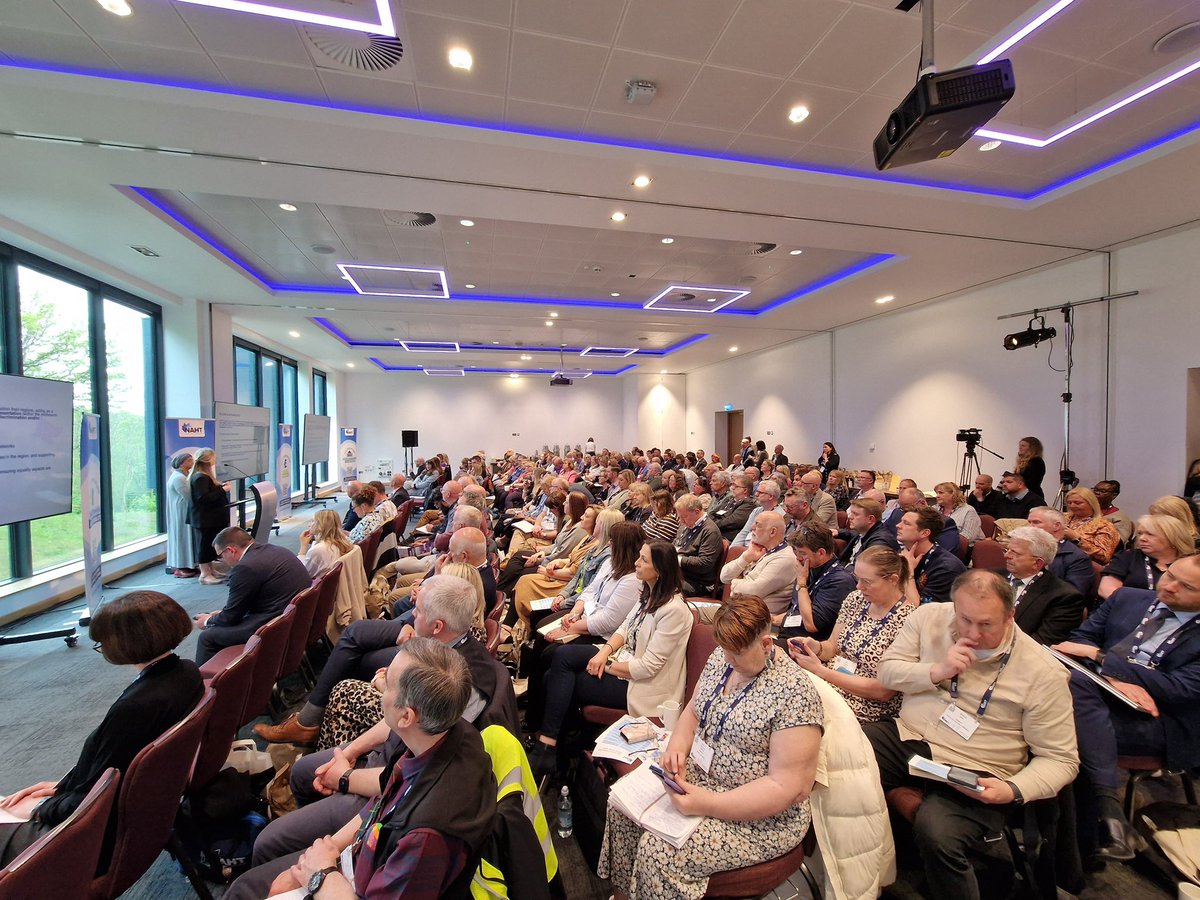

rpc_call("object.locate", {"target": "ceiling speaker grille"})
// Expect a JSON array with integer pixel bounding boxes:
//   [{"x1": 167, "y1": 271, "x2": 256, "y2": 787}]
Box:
[{"x1": 304, "y1": 26, "x2": 404, "y2": 72}]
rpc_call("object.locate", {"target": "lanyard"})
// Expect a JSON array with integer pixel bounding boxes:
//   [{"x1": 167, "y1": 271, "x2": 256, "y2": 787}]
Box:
[
  {"x1": 1128, "y1": 601, "x2": 1195, "y2": 667},
  {"x1": 1142, "y1": 554, "x2": 1162, "y2": 590},
  {"x1": 913, "y1": 545, "x2": 939, "y2": 580},
  {"x1": 950, "y1": 632, "x2": 1016, "y2": 719},
  {"x1": 353, "y1": 764, "x2": 416, "y2": 860},
  {"x1": 698, "y1": 661, "x2": 765, "y2": 743},
  {"x1": 625, "y1": 601, "x2": 652, "y2": 655},
  {"x1": 808, "y1": 561, "x2": 840, "y2": 594},
  {"x1": 1007, "y1": 570, "x2": 1043, "y2": 608},
  {"x1": 747, "y1": 541, "x2": 789, "y2": 569},
  {"x1": 844, "y1": 598, "x2": 902, "y2": 659}
]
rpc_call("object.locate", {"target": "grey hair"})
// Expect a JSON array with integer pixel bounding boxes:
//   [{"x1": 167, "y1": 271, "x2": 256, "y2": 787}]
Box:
[
  {"x1": 710, "y1": 471, "x2": 730, "y2": 488},
  {"x1": 1030, "y1": 506, "x2": 1065, "y2": 527},
  {"x1": 674, "y1": 493, "x2": 703, "y2": 512},
  {"x1": 757, "y1": 481, "x2": 781, "y2": 500},
  {"x1": 392, "y1": 636, "x2": 472, "y2": 734},
  {"x1": 419, "y1": 574, "x2": 478, "y2": 635},
  {"x1": 951, "y1": 568, "x2": 1016, "y2": 614},
  {"x1": 1007, "y1": 526, "x2": 1058, "y2": 565}
]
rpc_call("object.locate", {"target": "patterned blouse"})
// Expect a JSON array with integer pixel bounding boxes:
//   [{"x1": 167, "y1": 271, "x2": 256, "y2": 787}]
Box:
[
  {"x1": 1065, "y1": 515, "x2": 1122, "y2": 564},
  {"x1": 825, "y1": 590, "x2": 913, "y2": 723}
]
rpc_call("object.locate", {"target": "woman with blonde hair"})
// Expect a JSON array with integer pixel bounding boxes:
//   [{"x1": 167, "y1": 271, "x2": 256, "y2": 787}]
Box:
[
  {"x1": 1149, "y1": 495, "x2": 1200, "y2": 546},
  {"x1": 297, "y1": 508, "x2": 354, "y2": 578},
  {"x1": 1063, "y1": 486, "x2": 1122, "y2": 564},
  {"x1": 1014, "y1": 436, "x2": 1046, "y2": 497},
  {"x1": 442, "y1": 561, "x2": 488, "y2": 641},
  {"x1": 1098, "y1": 514, "x2": 1195, "y2": 599},
  {"x1": 512, "y1": 504, "x2": 609, "y2": 625},
  {"x1": 934, "y1": 481, "x2": 983, "y2": 543}
]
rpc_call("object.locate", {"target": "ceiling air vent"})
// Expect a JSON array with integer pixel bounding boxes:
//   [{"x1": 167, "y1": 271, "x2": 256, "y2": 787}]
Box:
[
  {"x1": 382, "y1": 210, "x2": 437, "y2": 227},
  {"x1": 304, "y1": 25, "x2": 404, "y2": 72},
  {"x1": 748, "y1": 242, "x2": 778, "y2": 255}
]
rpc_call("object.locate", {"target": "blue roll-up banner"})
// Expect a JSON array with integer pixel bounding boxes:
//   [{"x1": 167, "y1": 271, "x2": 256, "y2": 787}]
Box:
[
  {"x1": 80, "y1": 414, "x2": 103, "y2": 615},
  {"x1": 276, "y1": 423, "x2": 293, "y2": 516},
  {"x1": 339, "y1": 427, "x2": 358, "y2": 488},
  {"x1": 163, "y1": 418, "x2": 216, "y2": 481}
]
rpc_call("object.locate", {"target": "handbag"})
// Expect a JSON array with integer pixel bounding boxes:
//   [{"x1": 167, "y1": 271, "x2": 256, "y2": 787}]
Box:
[{"x1": 225, "y1": 738, "x2": 274, "y2": 776}]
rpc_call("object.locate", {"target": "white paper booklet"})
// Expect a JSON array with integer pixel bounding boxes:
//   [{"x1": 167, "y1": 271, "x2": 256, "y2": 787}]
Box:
[{"x1": 608, "y1": 762, "x2": 703, "y2": 849}]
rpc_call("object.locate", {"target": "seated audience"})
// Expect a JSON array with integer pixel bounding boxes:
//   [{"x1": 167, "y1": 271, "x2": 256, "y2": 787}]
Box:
[
  {"x1": 934, "y1": 481, "x2": 984, "y2": 543},
  {"x1": 1063, "y1": 487, "x2": 1122, "y2": 564},
  {"x1": 388, "y1": 472, "x2": 409, "y2": 506},
  {"x1": 643, "y1": 489, "x2": 680, "y2": 543},
  {"x1": 664, "y1": 470, "x2": 687, "y2": 500},
  {"x1": 825, "y1": 470, "x2": 850, "y2": 511},
  {"x1": 600, "y1": 596, "x2": 822, "y2": 900},
  {"x1": 193, "y1": 526, "x2": 311, "y2": 665},
  {"x1": 297, "y1": 508, "x2": 354, "y2": 578},
  {"x1": 798, "y1": 470, "x2": 839, "y2": 529},
  {"x1": 1092, "y1": 480, "x2": 1132, "y2": 543},
  {"x1": 788, "y1": 546, "x2": 913, "y2": 723},
  {"x1": 867, "y1": 570, "x2": 1079, "y2": 899},
  {"x1": 673, "y1": 494, "x2": 724, "y2": 597},
  {"x1": 606, "y1": 469, "x2": 634, "y2": 511},
  {"x1": 623, "y1": 482, "x2": 653, "y2": 525},
  {"x1": 498, "y1": 492, "x2": 588, "y2": 597},
  {"x1": 994, "y1": 470, "x2": 1044, "y2": 519},
  {"x1": 1052, "y1": 553, "x2": 1200, "y2": 862},
  {"x1": 1099, "y1": 514, "x2": 1194, "y2": 599},
  {"x1": 848, "y1": 469, "x2": 876, "y2": 504},
  {"x1": 0, "y1": 591, "x2": 203, "y2": 865},
  {"x1": 512, "y1": 504, "x2": 607, "y2": 626},
  {"x1": 897, "y1": 507, "x2": 966, "y2": 605},
  {"x1": 507, "y1": 488, "x2": 565, "y2": 557},
  {"x1": 225, "y1": 637, "x2": 497, "y2": 900},
  {"x1": 369, "y1": 480, "x2": 396, "y2": 521},
  {"x1": 708, "y1": 473, "x2": 756, "y2": 539},
  {"x1": 719, "y1": 510, "x2": 795, "y2": 615},
  {"x1": 1027, "y1": 506, "x2": 1097, "y2": 597},
  {"x1": 778, "y1": 523, "x2": 857, "y2": 641},
  {"x1": 731, "y1": 481, "x2": 782, "y2": 548},
  {"x1": 1149, "y1": 494, "x2": 1200, "y2": 548},
  {"x1": 838, "y1": 497, "x2": 900, "y2": 568},
  {"x1": 1002, "y1": 526, "x2": 1085, "y2": 645},
  {"x1": 967, "y1": 473, "x2": 1003, "y2": 519},
  {"x1": 346, "y1": 488, "x2": 386, "y2": 543},
  {"x1": 782, "y1": 488, "x2": 818, "y2": 538},
  {"x1": 529, "y1": 541, "x2": 693, "y2": 777}
]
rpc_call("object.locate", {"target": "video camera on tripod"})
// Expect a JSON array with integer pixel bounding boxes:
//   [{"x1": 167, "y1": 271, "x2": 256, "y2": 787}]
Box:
[
  {"x1": 955, "y1": 427, "x2": 1002, "y2": 490},
  {"x1": 956, "y1": 427, "x2": 982, "y2": 447}
]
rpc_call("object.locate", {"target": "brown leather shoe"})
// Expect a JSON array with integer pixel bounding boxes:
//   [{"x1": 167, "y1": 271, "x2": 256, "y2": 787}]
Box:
[{"x1": 253, "y1": 713, "x2": 318, "y2": 744}]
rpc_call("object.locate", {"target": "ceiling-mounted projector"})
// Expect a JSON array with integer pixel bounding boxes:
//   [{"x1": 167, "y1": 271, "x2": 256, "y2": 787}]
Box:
[
  {"x1": 873, "y1": 60, "x2": 1015, "y2": 169},
  {"x1": 549, "y1": 376, "x2": 573, "y2": 386}
]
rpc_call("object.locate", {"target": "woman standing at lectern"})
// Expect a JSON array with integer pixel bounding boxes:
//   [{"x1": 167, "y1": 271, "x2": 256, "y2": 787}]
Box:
[{"x1": 189, "y1": 448, "x2": 231, "y2": 585}]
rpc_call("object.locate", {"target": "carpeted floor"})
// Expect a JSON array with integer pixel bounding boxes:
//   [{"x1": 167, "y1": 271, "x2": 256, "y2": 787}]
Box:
[{"x1": 0, "y1": 498, "x2": 1184, "y2": 899}]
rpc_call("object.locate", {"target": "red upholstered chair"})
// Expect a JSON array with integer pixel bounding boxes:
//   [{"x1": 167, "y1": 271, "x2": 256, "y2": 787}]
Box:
[
  {"x1": 956, "y1": 534, "x2": 970, "y2": 562},
  {"x1": 200, "y1": 605, "x2": 296, "y2": 724},
  {"x1": 87, "y1": 690, "x2": 214, "y2": 900},
  {"x1": 979, "y1": 514, "x2": 998, "y2": 540},
  {"x1": 705, "y1": 831, "x2": 821, "y2": 899},
  {"x1": 192, "y1": 637, "x2": 261, "y2": 784},
  {"x1": 484, "y1": 618, "x2": 502, "y2": 656},
  {"x1": 487, "y1": 591, "x2": 507, "y2": 623},
  {"x1": 392, "y1": 499, "x2": 414, "y2": 537},
  {"x1": 0, "y1": 768, "x2": 119, "y2": 899},
  {"x1": 834, "y1": 537, "x2": 847, "y2": 558},
  {"x1": 278, "y1": 584, "x2": 321, "y2": 683},
  {"x1": 307, "y1": 561, "x2": 343, "y2": 649},
  {"x1": 970, "y1": 538, "x2": 1006, "y2": 570},
  {"x1": 433, "y1": 532, "x2": 452, "y2": 554},
  {"x1": 1118, "y1": 754, "x2": 1197, "y2": 819},
  {"x1": 356, "y1": 528, "x2": 384, "y2": 580},
  {"x1": 837, "y1": 510, "x2": 849, "y2": 530},
  {"x1": 723, "y1": 542, "x2": 743, "y2": 565}
]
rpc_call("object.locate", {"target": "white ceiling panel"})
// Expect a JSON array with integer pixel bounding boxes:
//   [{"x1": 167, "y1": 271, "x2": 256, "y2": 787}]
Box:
[
  {"x1": 514, "y1": 0, "x2": 626, "y2": 44},
  {"x1": 58, "y1": 0, "x2": 199, "y2": 50},
  {"x1": 508, "y1": 32, "x2": 610, "y2": 108},
  {"x1": 742, "y1": 79, "x2": 861, "y2": 141},
  {"x1": 98, "y1": 41, "x2": 226, "y2": 84},
  {"x1": 402, "y1": 0, "x2": 514, "y2": 28},
  {"x1": 403, "y1": 12, "x2": 511, "y2": 95},
  {"x1": 503, "y1": 98, "x2": 590, "y2": 134},
  {"x1": 414, "y1": 84, "x2": 507, "y2": 121},
  {"x1": 590, "y1": 49, "x2": 702, "y2": 120},
  {"x1": 671, "y1": 66, "x2": 784, "y2": 131},
  {"x1": 0, "y1": 25, "x2": 117, "y2": 71},
  {"x1": 314, "y1": 70, "x2": 419, "y2": 112},
  {"x1": 707, "y1": 0, "x2": 850, "y2": 78},
  {"x1": 615, "y1": 0, "x2": 740, "y2": 62},
  {"x1": 791, "y1": 4, "x2": 921, "y2": 92},
  {"x1": 210, "y1": 55, "x2": 327, "y2": 98},
  {"x1": 173, "y1": 4, "x2": 313, "y2": 66}
]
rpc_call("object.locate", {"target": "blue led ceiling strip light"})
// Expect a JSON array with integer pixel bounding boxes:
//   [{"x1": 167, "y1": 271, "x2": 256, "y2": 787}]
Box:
[{"x1": 368, "y1": 358, "x2": 637, "y2": 375}]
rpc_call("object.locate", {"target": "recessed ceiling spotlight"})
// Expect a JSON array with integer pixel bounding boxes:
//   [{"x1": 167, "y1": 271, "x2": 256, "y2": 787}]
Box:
[
  {"x1": 979, "y1": 140, "x2": 1002, "y2": 152},
  {"x1": 491, "y1": 340, "x2": 500, "y2": 344},
  {"x1": 347, "y1": 362, "x2": 356, "y2": 368},
  {"x1": 96, "y1": 0, "x2": 132, "y2": 16},
  {"x1": 875, "y1": 295, "x2": 895, "y2": 304},
  {"x1": 549, "y1": 311, "x2": 559, "y2": 318},
  {"x1": 288, "y1": 330, "x2": 300, "y2": 338},
  {"x1": 706, "y1": 297, "x2": 718, "y2": 303},
  {"x1": 789, "y1": 249, "x2": 803, "y2": 256},
  {"x1": 632, "y1": 175, "x2": 652, "y2": 188},
  {"x1": 610, "y1": 292, "x2": 620, "y2": 297},
  {"x1": 509, "y1": 373, "x2": 520, "y2": 379},
  {"x1": 788, "y1": 105, "x2": 810, "y2": 124},
  {"x1": 278, "y1": 202, "x2": 297, "y2": 211},
  {"x1": 520, "y1": 354, "x2": 532, "y2": 361},
  {"x1": 448, "y1": 47, "x2": 473, "y2": 70},
  {"x1": 545, "y1": 320, "x2": 554, "y2": 326},
  {"x1": 729, "y1": 346, "x2": 739, "y2": 352},
  {"x1": 460, "y1": 219, "x2": 475, "y2": 227},
  {"x1": 660, "y1": 237, "x2": 674, "y2": 244},
  {"x1": 610, "y1": 211, "x2": 627, "y2": 222},
  {"x1": 660, "y1": 369, "x2": 667, "y2": 374},
  {"x1": 464, "y1": 283, "x2": 476, "y2": 289}
]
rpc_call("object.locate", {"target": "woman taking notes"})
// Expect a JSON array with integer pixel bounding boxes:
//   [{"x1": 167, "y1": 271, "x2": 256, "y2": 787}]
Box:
[{"x1": 297, "y1": 508, "x2": 354, "y2": 579}]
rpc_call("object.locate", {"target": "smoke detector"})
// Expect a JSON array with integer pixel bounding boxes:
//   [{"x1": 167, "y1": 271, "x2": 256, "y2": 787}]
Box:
[{"x1": 625, "y1": 80, "x2": 657, "y2": 105}]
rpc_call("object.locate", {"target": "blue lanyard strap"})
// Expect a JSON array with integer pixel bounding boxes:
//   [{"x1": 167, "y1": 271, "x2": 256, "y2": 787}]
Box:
[
  {"x1": 1128, "y1": 601, "x2": 1194, "y2": 666},
  {"x1": 698, "y1": 662, "x2": 763, "y2": 744},
  {"x1": 949, "y1": 632, "x2": 1016, "y2": 719},
  {"x1": 843, "y1": 598, "x2": 902, "y2": 660}
]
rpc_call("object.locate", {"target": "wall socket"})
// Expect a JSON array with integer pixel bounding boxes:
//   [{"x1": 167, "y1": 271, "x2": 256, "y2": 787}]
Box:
[{"x1": 869, "y1": 443, "x2": 875, "y2": 453}]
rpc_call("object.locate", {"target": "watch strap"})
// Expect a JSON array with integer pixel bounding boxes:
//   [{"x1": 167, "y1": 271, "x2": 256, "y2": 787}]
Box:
[{"x1": 337, "y1": 771, "x2": 352, "y2": 794}]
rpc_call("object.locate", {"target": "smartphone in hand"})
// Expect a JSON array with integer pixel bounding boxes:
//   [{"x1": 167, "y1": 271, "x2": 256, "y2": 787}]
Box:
[{"x1": 649, "y1": 764, "x2": 685, "y2": 794}]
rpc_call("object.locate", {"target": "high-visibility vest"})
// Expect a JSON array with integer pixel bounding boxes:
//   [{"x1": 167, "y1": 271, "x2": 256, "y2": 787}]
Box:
[{"x1": 471, "y1": 725, "x2": 558, "y2": 898}]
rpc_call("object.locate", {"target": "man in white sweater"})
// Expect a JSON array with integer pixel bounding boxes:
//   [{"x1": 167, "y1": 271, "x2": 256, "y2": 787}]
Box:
[{"x1": 719, "y1": 511, "x2": 796, "y2": 615}]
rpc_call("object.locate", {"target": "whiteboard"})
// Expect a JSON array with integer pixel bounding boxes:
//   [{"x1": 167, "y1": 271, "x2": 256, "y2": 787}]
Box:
[
  {"x1": 302, "y1": 414, "x2": 331, "y2": 466},
  {"x1": 0, "y1": 374, "x2": 75, "y2": 527}
]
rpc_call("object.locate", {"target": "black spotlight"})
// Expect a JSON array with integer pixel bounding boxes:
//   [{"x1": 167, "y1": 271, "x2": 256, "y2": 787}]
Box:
[{"x1": 1003, "y1": 314, "x2": 1057, "y2": 350}]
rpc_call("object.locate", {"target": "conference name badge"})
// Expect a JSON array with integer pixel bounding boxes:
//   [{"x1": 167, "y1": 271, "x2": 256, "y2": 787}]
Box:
[
  {"x1": 690, "y1": 736, "x2": 714, "y2": 774},
  {"x1": 830, "y1": 655, "x2": 858, "y2": 675},
  {"x1": 940, "y1": 703, "x2": 979, "y2": 740}
]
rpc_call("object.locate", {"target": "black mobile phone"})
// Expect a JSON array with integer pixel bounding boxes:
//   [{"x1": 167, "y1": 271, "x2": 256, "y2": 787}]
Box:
[{"x1": 649, "y1": 764, "x2": 685, "y2": 794}]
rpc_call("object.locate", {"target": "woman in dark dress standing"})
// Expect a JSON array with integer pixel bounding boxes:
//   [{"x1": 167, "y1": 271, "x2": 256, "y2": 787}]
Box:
[
  {"x1": 1015, "y1": 436, "x2": 1046, "y2": 497},
  {"x1": 0, "y1": 591, "x2": 203, "y2": 864},
  {"x1": 189, "y1": 447, "x2": 230, "y2": 585},
  {"x1": 816, "y1": 442, "x2": 840, "y2": 487}
]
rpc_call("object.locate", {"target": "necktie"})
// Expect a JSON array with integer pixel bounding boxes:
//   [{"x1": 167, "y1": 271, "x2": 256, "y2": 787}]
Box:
[{"x1": 1111, "y1": 606, "x2": 1176, "y2": 662}]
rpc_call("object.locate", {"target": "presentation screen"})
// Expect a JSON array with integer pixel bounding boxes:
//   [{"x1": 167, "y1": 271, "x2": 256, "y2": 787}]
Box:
[
  {"x1": 301, "y1": 414, "x2": 331, "y2": 466},
  {"x1": 0, "y1": 374, "x2": 75, "y2": 527},
  {"x1": 214, "y1": 401, "x2": 271, "y2": 480}
]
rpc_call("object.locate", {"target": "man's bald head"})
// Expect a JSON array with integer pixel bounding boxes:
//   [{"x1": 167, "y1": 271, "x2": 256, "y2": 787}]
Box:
[
  {"x1": 448, "y1": 526, "x2": 487, "y2": 566},
  {"x1": 451, "y1": 505, "x2": 483, "y2": 531}
]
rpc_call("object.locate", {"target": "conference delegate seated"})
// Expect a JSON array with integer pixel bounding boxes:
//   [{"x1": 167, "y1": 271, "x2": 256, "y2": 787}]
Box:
[
  {"x1": 1053, "y1": 553, "x2": 1200, "y2": 862},
  {"x1": 718, "y1": 509, "x2": 795, "y2": 615},
  {"x1": 346, "y1": 488, "x2": 387, "y2": 543},
  {"x1": 514, "y1": 506, "x2": 618, "y2": 628},
  {"x1": 0, "y1": 591, "x2": 204, "y2": 864},
  {"x1": 896, "y1": 506, "x2": 966, "y2": 605},
  {"x1": 528, "y1": 541, "x2": 693, "y2": 777},
  {"x1": 787, "y1": 546, "x2": 914, "y2": 723},
  {"x1": 1001, "y1": 526, "x2": 1085, "y2": 646},
  {"x1": 673, "y1": 494, "x2": 725, "y2": 597},
  {"x1": 1149, "y1": 495, "x2": 1200, "y2": 548},
  {"x1": 498, "y1": 493, "x2": 591, "y2": 605},
  {"x1": 775, "y1": 523, "x2": 857, "y2": 642},
  {"x1": 297, "y1": 508, "x2": 354, "y2": 579},
  {"x1": 1027, "y1": 506, "x2": 1097, "y2": 597},
  {"x1": 1099, "y1": 514, "x2": 1195, "y2": 599},
  {"x1": 599, "y1": 595, "x2": 823, "y2": 900},
  {"x1": 934, "y1": 481, "x2": 984, "y2": 544},
  {"x1": 837, "y1": 497, "x2": 899, "y2": 568},
  {"x1": 505, "y1": 488, "x2": 565, "y2": 558},
  {"x1": 1063, "y1": 487, "x2": 1122, "y2": 564},
  {"x1": 643, "y1": 489, "x2": 681, "y2": 543}
]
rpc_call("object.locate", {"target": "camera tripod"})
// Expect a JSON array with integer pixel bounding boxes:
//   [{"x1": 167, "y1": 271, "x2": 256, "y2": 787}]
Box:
[{"x1": 957, "y1": 441, "x2": 1004, "y2": 491}]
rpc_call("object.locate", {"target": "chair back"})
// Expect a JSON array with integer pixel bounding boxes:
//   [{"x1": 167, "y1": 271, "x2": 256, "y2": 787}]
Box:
[
  {"x1": 684, "y1": 620, "x2": 717, "y2": 703},
  {"x1": 487, "y1": 591, "x2": 507, "y2": 623},
  {"x1": 723, "y1": 540, "x2": 741, "y2": 565},
  {"x1": 484, "y1": 619, "x2": 502, "y2": 656},
  {"x1": 88, "y1": 690, "x2": 214, "y2": 900},
  {"x1": 433, "y1": 532, "x2": 452, "y2": 553},
  {"x1": 278, "y1": 584, "x2": 321, "y2": 680},
  {"x1": 192, "y1": 636, "x2": 262, "y2": 786},
  {"x1": 393, "y1": 499, "x2": 414, "y2": 537},
  {"x1": 956, "y1": 534, "x2": 970, "y2": 562},
  {"x1": 970, "y1": 538, "x2": 1006, "y2": 570},
  {"x1": 356, "y1": 528, "x2": 384, "y2": 580},
  {"x1": 837, "y1": 509, "x2": 849, "y2": 530},
  {"x1": 979, "y1": 514, "x2": 997, "y2": 539},
  {"x1": 0, "y1": 768, "x2": 119, "y2": 899},
  {"x1": 308, "y1": 561, "x2": 344, "y2": 648},
  {"x1": 240, "y1": 605, "x2": 297, "y2": 724}
]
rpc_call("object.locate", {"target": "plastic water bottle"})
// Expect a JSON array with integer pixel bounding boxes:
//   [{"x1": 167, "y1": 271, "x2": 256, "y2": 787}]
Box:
[{"x1": 556, "y1": 785, "x2": 573, "y2": 838}]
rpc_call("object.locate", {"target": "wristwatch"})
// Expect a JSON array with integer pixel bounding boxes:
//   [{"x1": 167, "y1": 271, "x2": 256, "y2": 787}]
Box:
[
  {"x1": 305, "y1": 865, "x2": 339, "y2": 898},
  {"x1": 337, "y1": 770, "x2": 352, "y2": 795},
  {"x1": 1004, "y1": 780, "x2": 1025, "y2": 806}
]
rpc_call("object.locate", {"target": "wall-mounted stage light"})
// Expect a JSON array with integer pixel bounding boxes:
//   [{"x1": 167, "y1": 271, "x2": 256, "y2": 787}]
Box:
[{"x1": 1003, "y1": 314, "x2": 1056, "y2": 350}]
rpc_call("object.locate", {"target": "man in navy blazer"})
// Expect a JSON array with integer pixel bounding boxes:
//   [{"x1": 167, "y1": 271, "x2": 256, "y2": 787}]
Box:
[
  {"x1": 1028, "y1": 507, "x2": 1096, "y2": 598},
  {"x1": 1052, "y1": 553, "x2": 1200, "y2": 861}
]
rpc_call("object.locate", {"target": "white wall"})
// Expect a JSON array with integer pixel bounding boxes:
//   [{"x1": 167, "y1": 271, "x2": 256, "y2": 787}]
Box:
[{"x1": 636, "y1": 374, "x2": 686, "y2": 451}]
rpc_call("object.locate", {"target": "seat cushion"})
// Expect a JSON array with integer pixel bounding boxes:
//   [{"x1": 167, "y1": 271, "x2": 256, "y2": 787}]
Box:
[
  {"x1": 198, "y1": 644, "x2": 247, "y2": 679},
  {"x1": 706, "y1": 839, "x2": 807, "y2": 896}
]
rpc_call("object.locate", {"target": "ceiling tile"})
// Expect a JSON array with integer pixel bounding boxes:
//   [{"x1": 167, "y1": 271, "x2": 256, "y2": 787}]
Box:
[
  {"x1": 210, "y1": 56, "x2": 327, "y2": 98},
  {"x1": 0, "y1": 26, "x2": 117, "y2": 72},
  {"x1": 402, "y1": 0, "x2": 513, "y2": 27},
  {"x1": 13, "y1": 2, "x2": 88, "y2": 35},
  {"x1": 670, "y1": 66, "x2": 783, "y2": 130},
  {"x1": 415, "y1": 84, "x2": 507, "y2": 122},
  {"x1": 948, "y1": 0, "x2": 1036, "y2": 36},
  {"x1": 504, "y1": 98, "x2": 590, "y2": 136},
  {"x1": 1014, "y1": 65, "x2": 1136, "y2": 132},
  {"x1": 793, "y1": 141, "x2": 869, "y2": 171},
  {"x1": 1023, "y1": 0, "x2": 1185, "y2": 63},
  {"x1": 514, "y1": 0, "x2": 625, "y2": 44},
  {"x1": 584, "y1": 110, "x2": 667, "y2": 142},
  {"x1": 725, "y1": 131, "x2": 803, "y2": 160},
  {"x1": 806, "y1": 92, "x2": 897, "y2": 152},
  {"x1": 508, "y1": 32, "x2": 609, "y2": 107},
  {"x1": 1099, "y1": 8, "x2": 1200, "y2": 74},
  {"x1": 615, "y1": 0, "x2": 740, "y2": 61},
  {"x1": 316, "y1": 70, "x2": 419, "y2": 112},
  {"x1": 792, "y1": 4, "x2": 920, "y2": 92},
  {"x1": 98, "y1": 41, "x2": 225, "y2": 84},
  {"x1": 742, "y1": 79, "x2": 861, "y2": 140},
  {"x1": 657, "y1": 121, "x2": 736, "y2": 152},
  {"x1": 591, "y1": 49, "x2": 702, "y2": 119},
  {"x1": 174, "y1": 5, "x2": 313, "y2": 67},
  {"x1": 1001, "y1": 45, "x2": 1088, "y2": 113},
  {"x1": 403, "y1": 12, "x2": 510, "y2": 96},
  {"x1": 708, "y1": 0, "x2": 850, "y2": 77},
  {"x1": 57, "y1": 0, "x2": 199, "y2": 51}
]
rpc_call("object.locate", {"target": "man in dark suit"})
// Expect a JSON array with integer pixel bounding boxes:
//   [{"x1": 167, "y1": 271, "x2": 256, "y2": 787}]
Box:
[
  {"x1": 711, "y1": 474, "x2": 757, "y2": 540},
  {"x1": 388, "y1": 473, "x2": 410, "y2": 506},
  {"x1": 994, "y1": 471, "x2": 1044, "y2": 519},
  {"x1": 838, "y1": 497, "x2": 899, "y2": 568},
  {"x1": 967, "y1": 473, "x2": 1004, "y2": 519},
  {"x1": 1002, "y1": 526, "x2": 1084, "y2": 644},
  {"x1": 739, "y1": 436, "x2": 754, "y2": 467},
  {"x1": 673, "y1": 494, "x2": 724, "y2": 596},
  {"x1": 193, "y1": 527, "x2": 311, "y2": 665},
  {"x1": 1028, "y1": 507, "x2": 1096, "y2": 598},
  {"x1": 1052, "y1": 554, "x2": 1200, "y2": 861}
]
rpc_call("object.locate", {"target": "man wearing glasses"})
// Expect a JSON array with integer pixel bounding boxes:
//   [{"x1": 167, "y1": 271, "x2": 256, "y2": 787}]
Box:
[
  {"x1": 193, "y1": 526, "x2": 311, "y2": 665},
  {"x1": 731, "y1": 480, "x2": 781, "y2": 548}
]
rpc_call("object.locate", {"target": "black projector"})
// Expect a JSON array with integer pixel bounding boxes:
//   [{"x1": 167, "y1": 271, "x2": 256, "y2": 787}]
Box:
[
  {"x1": 549, "y1": 376, "x2": 573, "y2": 386},
  {"x1": 873, "y1": 59, "x2": 1015, "y2": 170}
]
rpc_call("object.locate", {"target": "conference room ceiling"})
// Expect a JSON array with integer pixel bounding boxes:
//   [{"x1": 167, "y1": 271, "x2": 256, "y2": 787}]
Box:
[{"x1": 3, "y1": 0, "x2": 1200, "y2": 376}]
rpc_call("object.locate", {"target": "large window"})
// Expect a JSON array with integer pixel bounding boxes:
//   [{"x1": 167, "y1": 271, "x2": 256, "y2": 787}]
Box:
[
  {"x1": 0, "y1": 246, "x2": 163, "y2": 584},
  {"x1": 312, "y1": 369, "x2": 328, "y2": 484},
  {"x1": 232, "y1": 339, "x2": 299, "y2": 493}
]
